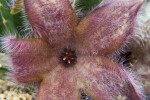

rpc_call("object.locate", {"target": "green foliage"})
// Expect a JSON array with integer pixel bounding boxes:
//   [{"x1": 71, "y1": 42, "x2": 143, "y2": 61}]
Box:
[
  {"x1": 75, "y1": 0, "x2": 102, "y2": 14},
  {"x1": 0, "y1": 67, "x2": 9, "y2": 79},
  {"x1": 0, "y1": 0, "x2": 27, "y2": 53},
  {"x1": 11, "y1": 0, "x2": 23, "y2": 14},
  {"x1": 0, "y1": 0, "x2": 26, "y2": 37},
  {"x1": 0, "y1": 0, "x2": 16, "y2": 34},
  {"x1": 0, "y1": 1, "x2": 26, "y2": 77}
]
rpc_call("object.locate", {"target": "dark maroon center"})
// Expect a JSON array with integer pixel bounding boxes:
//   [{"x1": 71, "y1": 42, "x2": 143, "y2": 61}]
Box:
[{"x1": 60, "y1": 48, "x2": 77, "y2": 67}]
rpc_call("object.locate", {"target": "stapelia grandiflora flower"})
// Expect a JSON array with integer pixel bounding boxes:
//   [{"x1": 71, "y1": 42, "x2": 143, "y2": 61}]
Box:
[{"x1": 3, "y1": 0, "x2": 145, "y2": 99}]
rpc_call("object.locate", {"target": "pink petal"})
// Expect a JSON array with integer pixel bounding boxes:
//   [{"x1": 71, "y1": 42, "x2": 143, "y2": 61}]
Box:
[
  {"x1": 76, "y1": 57, "x2": 144, "y2": 99},
  {"x1": 37, "y1": 66, "x2": 79, "y2": 100},
  {"x1": 75, "y1": 0, "x2": 144, "y2": 55},
  {"x1": 4, "y1": 38, "x2": 58, "y2": 83},
  {"x1": 24, "y1": 0, "x2": 76, "y2": 47}
]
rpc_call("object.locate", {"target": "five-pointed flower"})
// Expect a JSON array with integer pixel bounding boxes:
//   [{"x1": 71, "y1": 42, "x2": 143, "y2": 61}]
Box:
[{"x1": 3, "y1": 0, "x2": 145, "y2": 99}]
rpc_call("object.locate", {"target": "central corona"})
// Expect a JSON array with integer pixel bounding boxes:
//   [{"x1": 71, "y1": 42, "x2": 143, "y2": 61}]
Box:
[{"x1": 60, "y1": 48, "x2": 77, "y2": 67}]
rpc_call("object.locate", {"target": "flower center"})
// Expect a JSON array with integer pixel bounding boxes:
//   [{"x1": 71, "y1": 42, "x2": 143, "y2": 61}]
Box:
[{"x1": 60, "y1": 48, "x2": 77, "y2": 67}]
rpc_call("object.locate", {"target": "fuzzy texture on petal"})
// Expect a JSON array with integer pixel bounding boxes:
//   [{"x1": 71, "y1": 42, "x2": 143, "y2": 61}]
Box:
[
  {"x1": 38, "y1": 66, "x2": 79, "y2": 100},
  {"x1": 76, "y1": 57, "x2": 144, "y2": 100},
  {"x1": 24, "y1": 0, "x2": 77, "y2": 48},
  {"x1": 2, "y1": 0, "x2": 146, "y2": 100},
  {"x1": 4, "y1": 38, "x2": 58, "y2": 83},
  {"x1": 75, "y1": 0, "x2": 145, "y2": 55},
  {"x1": 37, "y1": 57, "x2": 144, "y2": 100}
]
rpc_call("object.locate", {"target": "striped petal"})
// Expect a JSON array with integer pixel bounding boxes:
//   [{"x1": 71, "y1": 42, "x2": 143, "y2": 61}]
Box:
[
  {"x1": 24, "y1": 0, "x2": 76, "y2": 47},
  {"x1": 4, "y1": 38, "x2": 58, "y2": 83},
  {"x1": 75, "y1": 0, "x2": 144, "y2": 55}
]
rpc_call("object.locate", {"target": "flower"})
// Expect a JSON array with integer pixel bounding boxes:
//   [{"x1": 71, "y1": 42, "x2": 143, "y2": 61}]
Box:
[
  {"x1": 3, "y1": 0, "x2": 145, "y2": 99},
  {"x1": 124, "y1": 19, "x2": 150, "y2": 95}
]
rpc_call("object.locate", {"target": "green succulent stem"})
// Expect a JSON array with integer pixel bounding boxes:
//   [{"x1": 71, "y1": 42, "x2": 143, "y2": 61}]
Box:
[
  {"x1": 0, "y1": 0, "x2": 17, "y2": 34},
  {"x1": 75, "y1": 0, "x2": 102, "y2": 14}
]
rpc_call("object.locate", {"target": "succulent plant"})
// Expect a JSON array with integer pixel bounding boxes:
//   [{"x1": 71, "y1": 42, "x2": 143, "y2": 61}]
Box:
[
  {"x1": 0, "y1": 0, "x2": 16, "y2": 33},
  {"x1": 0, "y1": 0, "x2": 29, "y2": 37},
  {"x1": 1, "y1": 0, "x2": 147, "y2": 99}
]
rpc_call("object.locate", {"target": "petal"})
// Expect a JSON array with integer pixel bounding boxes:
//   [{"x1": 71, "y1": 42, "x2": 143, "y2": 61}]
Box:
[
  {"x1": 4, "y1": 38, "x2": 58, "y2": 83},
  {"x1": 37, "y1": 66, "x2": 79, "y2": 100},
  {"x1": 75, "y1": 0, "x2": 144, "y2": 55},
  {"x1": 24, "y1": 0, "x2": 76, "y2": 47},
  {"x1": 76, "y1": 57, "x2": 144, "y2": 99}
]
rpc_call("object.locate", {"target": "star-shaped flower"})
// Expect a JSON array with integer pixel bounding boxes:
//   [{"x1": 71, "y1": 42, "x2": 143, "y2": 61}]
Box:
[{"x1": 3, "y1": 0, "x2": 145, "y2": 99}]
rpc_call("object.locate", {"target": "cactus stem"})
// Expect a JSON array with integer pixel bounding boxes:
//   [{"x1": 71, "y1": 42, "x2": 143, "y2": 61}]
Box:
[{"x1": 11, "y1": 0, "x2": 24, "y2": 14}]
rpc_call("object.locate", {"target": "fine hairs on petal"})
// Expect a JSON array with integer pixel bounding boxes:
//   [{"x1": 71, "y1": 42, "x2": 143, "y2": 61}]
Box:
[
  {"x1": 0, "y1": 36, "x2": 15, "y2": 69},
  {"x1": 109, "y1": 34, "x2": 136, "y2": 64},
  {"x1": 114, "y1": 2, "x2": 150, "y2": 98},
  {"x1": 1, "y1": 36, "x2": 16, "y2": 52},
  {"x1": 109, "y1": 0, "x2": 147, "y2": 63},
  {"x1": 123, "y1": 68, "x2": 146, "y2": 99},
  {"x1": 75, "y1": 0, "x2": 145, "y2": 56},
  {"x1": 0, "y1": 0, "x2": 147, "y2": 99},
  {"x1": 125, "y1": 19, "x2": 150, "y2": 64},
  {"x1": 1, "y1": 36, "x2": 22, "y2": 53},
  {"x1": 1, "y1": 36, "x2": 37, "y2": 54}
]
